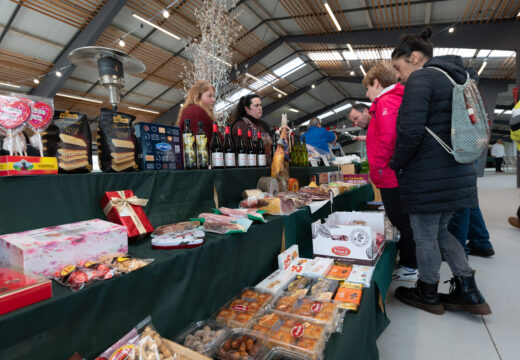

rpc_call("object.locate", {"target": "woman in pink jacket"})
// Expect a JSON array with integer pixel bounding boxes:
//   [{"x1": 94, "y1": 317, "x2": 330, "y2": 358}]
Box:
[{"x1": 363, "y1": 62, "x2": 417, "y2": 280}]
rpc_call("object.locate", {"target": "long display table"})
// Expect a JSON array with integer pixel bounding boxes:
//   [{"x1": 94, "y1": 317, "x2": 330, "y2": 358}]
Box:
[{"x1": 0, "y1": 168, "x2": 394, "y2": 360}]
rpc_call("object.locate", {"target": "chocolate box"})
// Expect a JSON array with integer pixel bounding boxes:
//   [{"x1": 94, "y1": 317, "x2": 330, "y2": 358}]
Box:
[
  {"x1": 134, "y1": 122, "x2": 183, "y2": 170},
  {"x1": 0, "y1": 219, "x2": 128, "y2": 278}
]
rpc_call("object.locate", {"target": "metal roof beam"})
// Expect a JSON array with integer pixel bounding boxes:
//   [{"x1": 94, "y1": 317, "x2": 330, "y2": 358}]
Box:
[
  {"x1": 30, "y1": 0, "x2": 128, "y2": 98},
  {"x1": 0, "y1": 3, "x2": 21, "y2": 45}
]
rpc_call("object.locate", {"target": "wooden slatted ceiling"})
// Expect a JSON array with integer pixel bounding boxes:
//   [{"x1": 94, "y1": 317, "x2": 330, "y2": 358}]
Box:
[
  {"x1": 491, "y1": 54, "x2": 517, "y2": 80},
  {"x1": 280, "y1": 0, "x2": 352, "y2": 35},
  {"x1": 10, "y1": 0, "x2": 107, "y2": 29},
  {"x1": 462, "y1": 0, "x2": 520, "y2": 23},
  {"x1": 126, "y1": 0, "x2": 267, "y2": 65},
  {"x1": 369, "y1": 0, "x2": 412, "y2": 30},
  {"x1": 0, "y1": 48, "x2": 53, "y2": 87}
]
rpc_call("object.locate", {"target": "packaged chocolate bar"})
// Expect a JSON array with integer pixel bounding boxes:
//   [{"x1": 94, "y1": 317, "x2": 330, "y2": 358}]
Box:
[
  {"x1": 251, "y1": 312, "x2": 328, "y2": 360},
  {"x1": 325, "y1": 264, "x2": 352, "y2": 281},
  {"x1": 308, "y1": 278, "x2": 339, "y2": 301},
  {"x1": 97, "y1": 108, "x2": 137, "y2": 172},
  {"x1": 285, "y1": 276, "x2": 313, "y2": 296},
  {"x1": 333, "y1": 282, "x2": 364, "y2": 311},
  {"x1": 214, "y1": 288, "x2": 273, "y2": 328},
  {"x1": 42, "y1": 110, "x2": 92, "y2": 173}
]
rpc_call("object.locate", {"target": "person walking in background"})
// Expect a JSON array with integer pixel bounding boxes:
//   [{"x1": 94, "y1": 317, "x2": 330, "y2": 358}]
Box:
[
  {"x1": 389, "y1": 28, "x2": 491, "y2": 315},
  {"x1": 508, "y1": 100, "x2": 520, "y2": 229},
  {"x1": 362, "y1": 62, "x2": 418, "y2": 281},
  {"x1": 491, "y1": 139, "x2": 506, "y2": 172},
  {"x1": 448, "y1": 207, "x2": 495, "y2": 257},
  {"x1": 301, "y1": 117, "x2": 337, "y2": 154}
]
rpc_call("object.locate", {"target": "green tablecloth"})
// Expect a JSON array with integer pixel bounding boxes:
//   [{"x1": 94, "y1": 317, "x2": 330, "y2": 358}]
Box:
[{"x1": 0, "y1": 168, "x2": 395, "y2": 360}]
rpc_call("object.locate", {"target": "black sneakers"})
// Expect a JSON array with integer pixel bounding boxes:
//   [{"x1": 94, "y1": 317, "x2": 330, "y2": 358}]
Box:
[{"x1": 468, "y1": 245, "x2": 495, "y2": 257}]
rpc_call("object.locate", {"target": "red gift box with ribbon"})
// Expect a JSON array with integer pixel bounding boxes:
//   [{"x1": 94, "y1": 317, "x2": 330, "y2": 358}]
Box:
[{"x1": 101, "y1": 190, "x2": 154, "y2": 241}]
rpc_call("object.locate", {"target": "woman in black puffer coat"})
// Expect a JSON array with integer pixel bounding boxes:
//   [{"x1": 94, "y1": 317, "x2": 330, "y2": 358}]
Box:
[{"x1": 389, "y1": 28, "x2": 491, "y2": 316}]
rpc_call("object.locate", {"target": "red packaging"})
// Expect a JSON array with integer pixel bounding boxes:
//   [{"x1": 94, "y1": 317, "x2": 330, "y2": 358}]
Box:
[
  {"x1": 101, "y1": 190, "x2": 154, "y2": 241},
  {"x1": 0, "y1": 267, "x2": 52, "y2": 315},
  {"x1": 0, "y1": 155, "x2": 58, "y2": 176}
]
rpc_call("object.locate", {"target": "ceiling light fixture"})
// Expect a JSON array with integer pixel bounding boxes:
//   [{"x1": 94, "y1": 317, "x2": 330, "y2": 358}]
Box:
[
  {"x1": 209, "y1": 54, "x2": 232, "y2": 67},
  {"x1": 289, "y1": 108, "x2": 299, "y2": 113},
  {"x1": 0, "y1": 81, "x2": 21, "y2": 88},
  {"x1": 350, "y1": 70, "x2": 355, "y2": 76},
  {"x1": 273, "y1": 86, "x2": 287, "y2": 96},
  {"x1": 55, "y1": 71, "x2": 62, "y2": 77},
  {"x1": 311, "y1": 84, "x2": 316, "y2": 89},
  {"x1": 118, "y1": 38, "x2": 125, "y2": 47},
  {"x1": 56, "y1": 92, "x2": 103, "y2": 103},
  {"x1": 448, "y1": 26, "x2": 455, "y2": 33},
  {"x1": 245, "y1": 73, "x2": 262, "y2": 82},
  {"x1": 278, "y1": 94, "x2": 282, "y2": 98},
  {"x1": 478, "y1": 60, "x2": 487, "y2": 76},
  {"x1": 132, "y1": 13, "x2": 181, "y2": 40},
  {"x1": 347, "y1": 44, "x2": 354, "y2": 53},
  {"x1": 360, "y1": 65, "x2": 366, "y2": 76},
  {"x1": 128, "y1": 106, "x2": 160, "y2": 114},
  {"x1": 324, "y1": 3, "x2": 342, "y2": 32},
  {"x1": 162, "y1": 9, "x2": 170, "y2": 18},
  {"x1": 33, "y1": 78, "x2": 40, "y2": 84}
]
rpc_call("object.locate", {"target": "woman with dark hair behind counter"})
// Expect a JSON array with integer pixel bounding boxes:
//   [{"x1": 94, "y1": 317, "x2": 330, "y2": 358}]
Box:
[{"x1": 231, "y1": 94, "x2": 273, "y2": 165}]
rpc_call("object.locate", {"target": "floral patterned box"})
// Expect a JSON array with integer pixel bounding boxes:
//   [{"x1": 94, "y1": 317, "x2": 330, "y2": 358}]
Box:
[{"x1": 0, "y1": 219, "x2": 128, "y2": 278}]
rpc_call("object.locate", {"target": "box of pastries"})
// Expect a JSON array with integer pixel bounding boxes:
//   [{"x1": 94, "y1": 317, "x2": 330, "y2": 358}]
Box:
[{"x1": 214, "y1": 288, "x2": 274, "y2": 328}]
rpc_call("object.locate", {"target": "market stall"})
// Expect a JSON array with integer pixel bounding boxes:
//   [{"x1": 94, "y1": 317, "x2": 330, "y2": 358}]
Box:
[{"x1": 0, "y1": 168, "x2": 395, "y2": 360}]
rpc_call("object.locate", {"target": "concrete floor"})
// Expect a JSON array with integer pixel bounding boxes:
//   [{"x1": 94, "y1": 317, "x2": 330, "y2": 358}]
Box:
[{"x1": 377, "y1": 173, "x2": 520, "y2": 360}]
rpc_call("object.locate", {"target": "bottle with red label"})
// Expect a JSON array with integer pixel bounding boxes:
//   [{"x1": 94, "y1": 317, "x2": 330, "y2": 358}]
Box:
[
  {"x1": 210, "y1": 123, "x2": 224, "y2": 168},
  {"x1": 236, "y1": 128, "x2": 247, "y2": 167},
  {"x1": 247, "y1": 130, "x2": 257, "y2": 167},
  {"x1": 223, "y1": 125, "x2": 236, "y2": 168},
  {"x1": 257, "y1": 131, "x2": 266, "y2": 167}
]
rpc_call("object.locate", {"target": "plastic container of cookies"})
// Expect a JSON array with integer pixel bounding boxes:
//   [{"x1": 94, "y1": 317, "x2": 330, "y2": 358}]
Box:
[
  {"x1": 250, "y1": 311, "x2": 328, "y2": 360},
  {"x1": 262, "y1": 347, "x2": 313, "y2": 360},
  {"x1": 213, "y1": 328, "x2": 268, "y2": 360},
  {"x1": 176, "y1": 320, "x2": 229, "y2": 355},
  {"x1": 269, "y1": 293, "x2": 340, "y2": 333},
  {"x1": 214, "y1": 288, "x2": 275, "y2": 328}
]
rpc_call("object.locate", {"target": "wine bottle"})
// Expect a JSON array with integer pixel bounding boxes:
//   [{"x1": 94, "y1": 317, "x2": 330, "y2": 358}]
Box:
[
  {"x1": 256, "y1": 131, "x2": 266, "y2": 167},
  {"x1": 237, "y1": 128, "x2": 248, "y2": 167},
  {"x1": 196, "y1": 121, "x2": 208, "y2": 169},
  {"x1": 223, "y1": 125, "x2": 236, "y2": 168},
  {"x1": 183, "y1": 119, "x2": 197, "y2": 170},
  {"x1": 272, "y1": 127, "x2": 278, "y2": 161},
  {"x1": 247, "y1": 130, "x2": 257, "y2": 167},
  {"x1": 302, "y1": 136, "x2": 309, "y2": 167},
  {"x1": 210, "y1": 123, "x2": 224, "y2": 168}
]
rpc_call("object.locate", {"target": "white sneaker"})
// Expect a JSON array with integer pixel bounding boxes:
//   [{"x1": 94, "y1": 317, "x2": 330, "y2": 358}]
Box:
[{"x1": 392, "y1": 265, "x2": 418, "y2": 282}]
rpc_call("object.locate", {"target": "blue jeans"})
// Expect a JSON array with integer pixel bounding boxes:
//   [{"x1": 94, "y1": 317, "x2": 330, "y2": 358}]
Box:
[
  {"x1": 448, "y1": 207, "x2": 493, "y2": 254},
  {"x1": 410, "y1": 212, "x2": 473, "y2": 284}
]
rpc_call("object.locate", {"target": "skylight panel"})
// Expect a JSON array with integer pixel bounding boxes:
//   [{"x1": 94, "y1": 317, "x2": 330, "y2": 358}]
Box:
[
  {"x1": 318, "y1": 111, "x2": 335, "y2": 120},
  {"x1": 334, "y1": 103, "x2": 352, "y2": 112},
  {"x1": 307, "y1": 51, "x2": 343, "y2": 62},
  {"x1": 273, "y1": 57, "x2": 305, "y2": 78},
  {"x1": 342, "y1": 50, "x2": 357, "y2": 60},
  {"x1": 488, "y1": 50, "x2": 515, "y2": 58},
  {"x1": 477, "y1": 49, "x2": 491, "y2": 57},
  {"x1": 227, "y1": 88, "x2": 252, "y2": 103}
]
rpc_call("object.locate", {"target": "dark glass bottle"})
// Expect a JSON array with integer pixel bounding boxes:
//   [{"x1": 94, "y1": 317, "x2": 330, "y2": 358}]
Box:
[
  {"x1": 256, "y1": 131, "x2": 266, "y2": 167},
  {"x1": 182, "y1": 119, "x2": 197, "y2": 170},
  {"x1": 210, "y1": 123, "x2": 224, "y2": 168},
  {"x1": 237, "y1": 128, "x2": 247, "y2": 168},
  {"x1": 196, "y1": 121, "x2": 208, "y2": 169},
  {"x1": 247, "y1": 130, "x2": 257, "y2": 167},
  {"x1": 223, "y1": 125, "x2": 236, "y2": 168}
]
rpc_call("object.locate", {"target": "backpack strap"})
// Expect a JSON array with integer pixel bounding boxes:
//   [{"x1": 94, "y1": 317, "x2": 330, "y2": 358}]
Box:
[{"x1": 428, "y1": 66, "x2": 470, "y2": 86}]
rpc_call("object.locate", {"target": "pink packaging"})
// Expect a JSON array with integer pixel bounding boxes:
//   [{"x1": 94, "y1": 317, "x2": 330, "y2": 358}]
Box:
[{"x1": 0, "y1": 219, "x2": 128, "y2": 278}]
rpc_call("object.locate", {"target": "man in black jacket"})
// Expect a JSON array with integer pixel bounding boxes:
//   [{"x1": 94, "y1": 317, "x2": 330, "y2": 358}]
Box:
[{"x1": 389, "y1": 29, "x2": 491, "y2": 316}]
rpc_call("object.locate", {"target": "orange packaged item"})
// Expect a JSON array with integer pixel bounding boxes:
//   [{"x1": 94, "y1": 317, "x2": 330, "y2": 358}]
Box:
[
  {"x1": 334, "y1": 282, "x2": 364, "y2": 311},
  {"x1": 325, "y1": 265, "x2": 352, "y2": 281},
  {"x1": 214, "y1": 288, "x2": 273, "y2": 328},
  {"x1": 249, "y1": 311, "x2": 327, "y2": 360}
]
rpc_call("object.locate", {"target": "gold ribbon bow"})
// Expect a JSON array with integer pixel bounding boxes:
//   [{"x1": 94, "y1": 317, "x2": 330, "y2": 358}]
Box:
[{"x1": 103, "y1": 191, "x2": 149, "y2": 235}]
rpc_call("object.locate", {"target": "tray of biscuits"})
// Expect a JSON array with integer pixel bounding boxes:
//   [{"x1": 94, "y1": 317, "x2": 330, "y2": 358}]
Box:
[
  {"x1": 214, "y1": 288, "x2": 274, "y2": 328},
  {"x1": 250, "y1": 311, "x2": 328, "y2": 360}
]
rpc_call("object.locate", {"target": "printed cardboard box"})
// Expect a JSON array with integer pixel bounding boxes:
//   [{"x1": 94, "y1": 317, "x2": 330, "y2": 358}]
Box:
[
  {"x1": 134, "y1": 122, "x2": 183, "y2": 170},
  {"x1": 0, "y1": 219, "x2": 128, "y2": 277}
]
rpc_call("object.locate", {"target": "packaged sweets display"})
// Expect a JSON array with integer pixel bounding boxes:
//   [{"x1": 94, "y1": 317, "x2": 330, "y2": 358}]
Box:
[
  {"x1": 95, "y1": 316, "x2": 175, "y2": 360},
  {"x1": 151, "y1": 229, "x2": 205, "y2": 250},
  {"x1": 97, "y1": 253, "x2": 153, "y2": 274},
  {"x1": 271, "y1": 294, "x2": 339, "y2": 332},
  {"x1": 97, "y1": 108, "x2": 137, "y2": 172},
  {"x1": 53, "y1": 262, "x2": 118, "y2": 292},
  {"x1": 333, "y1": 282, "x2": 364, "y2": 311},
  {"x1": 301, "y1": 258, "x2": 334, "y2": 279},
  {"x1": 262, "y1": 347, "x2": 313, "y2": 360},
  {"x1": 285, "y1": 276, "x2": 313, "y2": 296},
  {"x1": 256, "y1": 270, "x2": 296, "y2": 295},
  {"x1": 42, "y1": 110, "x2": 92, "y2": 172},
  {"x1": 308, "y1": 278, "x2": 339, "y2": 301},
  {"x1": 153, "y1": 221, "x2": 201, "y2": 237},
  {"x1": 134, "y1": 122, "x2": 183, "y2": 170},
  {"x1": 0, "y1": 95, "x2": 30, "y2": 156},
  {"x1": 346, "y1": 265, "x2": 375, "y2": 288},
  {"x1": 176, "y1": 320, "x2": 228, "y2": 355},
  {"x1": 214, "y1": 329, "x2": 268, "y2": 360},
  {"x1": 250, "y1": 311, "x2": 328, "y2": 360},
  {"x1": 214, "y1": 288, "x2": 273, "y2": 328},
  {"x1": 325, "y1": 265, "x2": 352, "y2": 281}
]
